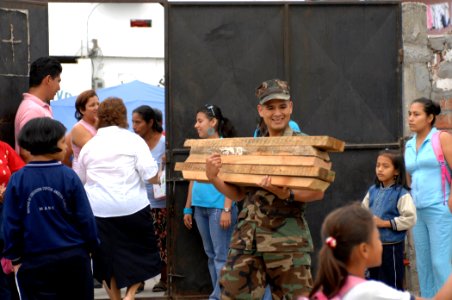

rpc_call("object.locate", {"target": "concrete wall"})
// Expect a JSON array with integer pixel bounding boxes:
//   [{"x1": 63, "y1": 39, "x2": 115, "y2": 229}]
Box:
[{"x1": 403, "y1": 2, "x2": 452, "y2": 133}]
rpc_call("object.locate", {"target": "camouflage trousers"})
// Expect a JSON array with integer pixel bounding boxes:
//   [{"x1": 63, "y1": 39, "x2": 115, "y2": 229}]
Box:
[{"x1": 219, "y1": 248, "x2": 313, "y2": 300}]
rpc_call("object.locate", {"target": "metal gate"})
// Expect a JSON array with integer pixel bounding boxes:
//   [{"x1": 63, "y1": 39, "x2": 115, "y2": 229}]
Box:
[
  {"x1": 166, "y1": 1, "x2": 402, "y2": 298},
  {"x1": 0, "y1": 0, "x2": 48, "y2": 146}
]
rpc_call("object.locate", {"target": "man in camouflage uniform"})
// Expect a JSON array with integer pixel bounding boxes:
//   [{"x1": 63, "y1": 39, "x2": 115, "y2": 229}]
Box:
[{"x1": 205, "y1": 79, "x2": 324, "y2": 300}]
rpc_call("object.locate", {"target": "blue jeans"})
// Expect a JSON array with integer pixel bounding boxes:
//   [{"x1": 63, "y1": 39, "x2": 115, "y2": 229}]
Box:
[
  {"x1": 194, "y1": 206, "x2": 237, "y2": 300},
  {"x1": 413, "y1": 203, "x2": 452, "y2": 298},
  {"x1": 262, "y1": 285, "x2": 272, "y2": 300}
]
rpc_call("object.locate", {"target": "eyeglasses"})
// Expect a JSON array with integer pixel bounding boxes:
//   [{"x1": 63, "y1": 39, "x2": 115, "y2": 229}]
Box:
[{"x1": 205, "y1": 104, "x2": 216, "y2": 118}]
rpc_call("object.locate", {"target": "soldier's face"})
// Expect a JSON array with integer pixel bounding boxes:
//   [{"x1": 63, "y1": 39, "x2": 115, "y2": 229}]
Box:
[{"x1": 257, "y1": 99, "x2": 292, "y2": 136}]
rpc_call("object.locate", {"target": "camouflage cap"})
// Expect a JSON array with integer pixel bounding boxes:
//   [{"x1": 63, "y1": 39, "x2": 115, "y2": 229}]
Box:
[{"x1": 255, "y1": 79, "x2": 291, "y2": 104}]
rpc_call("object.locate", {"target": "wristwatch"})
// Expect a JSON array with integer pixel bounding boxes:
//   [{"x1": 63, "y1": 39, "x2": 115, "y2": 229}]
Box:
[
  {"x1": 223, "y1": 207, "x2": 232, "y2": 213},
  {"x1": 285, "y1": 189, "x2": 295, "y2": 203}
]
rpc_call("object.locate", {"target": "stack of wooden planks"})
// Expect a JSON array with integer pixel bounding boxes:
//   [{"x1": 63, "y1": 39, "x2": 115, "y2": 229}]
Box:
[{"x1": 174, "y1": 136, "x2": 345, "y2": 192}]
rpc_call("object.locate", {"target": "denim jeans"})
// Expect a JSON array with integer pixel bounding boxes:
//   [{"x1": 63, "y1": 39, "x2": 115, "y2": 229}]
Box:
[
  {"x1": 262, "y1": 285, "x2": 272, "y2": 300},
  {"x1": 194, "y1": 206, "x2": 237, "y2": 300}
]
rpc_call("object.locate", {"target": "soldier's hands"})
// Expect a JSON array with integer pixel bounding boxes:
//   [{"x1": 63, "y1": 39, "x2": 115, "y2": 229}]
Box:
[
  {"x1": 259, "y1": 175, "x2": 290, "y2": 200},
  {"x1": 206, "y1": 153, "x2": 222, "y2": 180}
]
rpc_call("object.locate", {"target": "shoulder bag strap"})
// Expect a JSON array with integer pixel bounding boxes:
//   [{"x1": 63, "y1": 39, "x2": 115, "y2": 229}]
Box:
[{"x1": 432, "y1": 131, "x2": 452, "y2": 205}]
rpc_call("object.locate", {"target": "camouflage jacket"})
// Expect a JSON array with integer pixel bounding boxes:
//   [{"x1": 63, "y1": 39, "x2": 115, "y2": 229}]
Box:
[{"x1": 229, "y1": 127, "x2": 314, "y2": 254}]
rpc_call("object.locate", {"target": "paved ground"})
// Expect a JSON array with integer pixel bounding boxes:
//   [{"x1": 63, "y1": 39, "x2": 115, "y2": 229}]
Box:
[{"x1": 94, "y1": 274, "x2": 165, "y2": 299}]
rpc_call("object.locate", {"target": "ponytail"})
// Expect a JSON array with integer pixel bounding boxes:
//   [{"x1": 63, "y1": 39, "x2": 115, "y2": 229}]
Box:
[
  {"x1": 310, "y1": 243, "x2": 348, "y2": 298},
  {"x1": 310, "y1": 203, "x2": 374, "y2": 298},
  {"x1": 219, "y1": 117, "x2": 236, "y2": 138},
  {"x1": 198, "y1": 104, "x2": 236, "y2": 138}
]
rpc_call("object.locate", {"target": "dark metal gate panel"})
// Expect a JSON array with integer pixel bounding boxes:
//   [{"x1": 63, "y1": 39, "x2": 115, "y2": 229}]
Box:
[
  {"x1": 167, "y1": 4, "x2": 287, "y2": 297},
  {"x1": 288, "y1": 3, "x2": 402, "y2": 270},
  {"x1": 0, "y1": 0, "x2": 49, "y2": 147},
  {"x1": 167, "y1": 2, "x2": 401, "y2": 297},
  {"x1": 290, "y1": 4, "x2": 401, "y2": 142},
  {"x1": 168, "y1": 4, "x2": 287, "y2": 147}
]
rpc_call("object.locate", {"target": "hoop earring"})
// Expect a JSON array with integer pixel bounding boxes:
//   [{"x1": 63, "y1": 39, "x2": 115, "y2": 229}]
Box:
[{"x1": 207, "y1": 127, "x2": 215, "y2": 136}]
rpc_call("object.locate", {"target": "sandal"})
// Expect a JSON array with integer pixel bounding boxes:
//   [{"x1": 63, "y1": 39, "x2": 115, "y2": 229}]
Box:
[{"x1": 152, "y1": 280, "x2": 167, "y2": 292}]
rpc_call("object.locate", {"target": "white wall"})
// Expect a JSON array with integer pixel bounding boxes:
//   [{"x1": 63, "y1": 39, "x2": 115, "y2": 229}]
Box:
[
  {"x1": 55, "y1": 59, "x2": 92, "y2": 100},
  {"x1": 49, "y1": 3, "x2": 164, "y2": 58},
  {"x1": 48, "y1": 3, "x2": 165, "y2": 98}
]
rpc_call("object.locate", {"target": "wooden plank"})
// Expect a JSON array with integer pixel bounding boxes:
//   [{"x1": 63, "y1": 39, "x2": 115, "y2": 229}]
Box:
[
  {"x1": 175, "y1": 162, "x2": 335, "y2": 183},
  {"x1": 181, "y1": 171, "x2": 330, "y2": 192},
  {"x1": 184, "y1": 136, "x2": 345, "y2": 152},
  {"x1": 189, "y1": 145, "x2": 330, "y2": 161},
  {"x1": 184, "y1": 154, "x2": 332, "y2": 170}
]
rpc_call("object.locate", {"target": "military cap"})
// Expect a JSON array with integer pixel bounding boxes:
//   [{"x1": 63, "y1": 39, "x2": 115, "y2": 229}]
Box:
[{"x1": 255, "y1": 79, "x2": 291, "y2": 104}]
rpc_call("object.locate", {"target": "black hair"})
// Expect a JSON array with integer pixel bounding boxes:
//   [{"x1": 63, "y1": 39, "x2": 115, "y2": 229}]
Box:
[
  {"x1": 310, "y1": 203, "x2": 375, "y2": 299},
  {"x1": 411, "y1": 97, "x2": 441, "y2": 126},
  {"x1": 374, "y1": 149, "x2": 410, "y2": 190},
  {"x1": 29, "y1": 57, "x2": 62, "y2": 88},
  {"x1": 153, "y1": 108, "x2": 163, "y2": 126},
  {"x1": 133, "y1": 105, "x2": 163, "y2": 133},
  {"x1": 197, "y1": 104, "x2": 236, "y2": 138},
  {"x1": 18, "y1": 117, "x2": 66, "y2": 155},
  {"x1": 255, "y1": 117, "x2": 268, "y2": 137}
]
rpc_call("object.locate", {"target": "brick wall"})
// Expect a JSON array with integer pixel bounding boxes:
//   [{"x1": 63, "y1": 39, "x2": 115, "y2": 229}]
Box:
[{"x1": 430, "y1": 35, "x2": 452, "y2": 131}]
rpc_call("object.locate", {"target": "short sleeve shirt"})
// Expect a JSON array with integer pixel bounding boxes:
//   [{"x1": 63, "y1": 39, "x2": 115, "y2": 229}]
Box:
[
  {"x1": 14, "y1": 93, "x2": 53, "y2": 153},
  {"x1": 344, "y1": 281, "x2": 413, "y2": 300},
  {"x1": 0, "y1": 141, "x2": 25, "y2": 186},
  {"x1": 77, "y1": 126, "x2": 158, "y2": 217},
  {"x1": 405, "y1": 127, "x2": 449, "y2": 208}
]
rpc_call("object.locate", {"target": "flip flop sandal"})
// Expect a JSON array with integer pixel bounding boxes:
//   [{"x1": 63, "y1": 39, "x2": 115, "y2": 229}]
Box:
[{"x1": 152, "y1": 280, "x2": 167, "y2": 292}]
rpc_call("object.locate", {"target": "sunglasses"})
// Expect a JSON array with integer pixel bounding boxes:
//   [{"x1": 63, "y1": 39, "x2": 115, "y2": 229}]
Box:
[{"x1": 204, "y1": 104, "x2": 216, "y2": 118}]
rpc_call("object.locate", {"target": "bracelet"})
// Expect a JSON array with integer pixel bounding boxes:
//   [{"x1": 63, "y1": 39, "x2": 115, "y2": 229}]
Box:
[{"x1": 183, "y1": 207, "x2": 193, "y2": 215}]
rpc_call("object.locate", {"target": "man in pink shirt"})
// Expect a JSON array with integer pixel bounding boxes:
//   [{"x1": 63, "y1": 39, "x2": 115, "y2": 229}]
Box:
[{"x1": 14, "y1": 57, "x2": 62, "y2": 161}]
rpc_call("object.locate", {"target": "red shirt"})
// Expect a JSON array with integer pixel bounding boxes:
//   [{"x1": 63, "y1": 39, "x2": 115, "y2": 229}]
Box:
[{"x1": 0, "y1": 141, "x2": 25, "y2": 187}]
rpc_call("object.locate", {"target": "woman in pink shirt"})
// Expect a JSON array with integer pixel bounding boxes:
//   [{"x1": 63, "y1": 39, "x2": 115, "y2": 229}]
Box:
[{"x1": 63, "y1": 90, "x2": 99, "y2": 172}]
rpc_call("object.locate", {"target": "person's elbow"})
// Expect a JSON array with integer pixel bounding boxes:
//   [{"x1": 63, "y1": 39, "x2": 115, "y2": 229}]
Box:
[{"x1": 304, "y1": 190, "x2": 324, "y2": 202}]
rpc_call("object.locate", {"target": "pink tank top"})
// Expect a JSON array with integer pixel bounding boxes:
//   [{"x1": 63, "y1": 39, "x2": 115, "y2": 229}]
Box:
[{"x1": 72, "y1": 119, "x2": 97, "y2": 160}]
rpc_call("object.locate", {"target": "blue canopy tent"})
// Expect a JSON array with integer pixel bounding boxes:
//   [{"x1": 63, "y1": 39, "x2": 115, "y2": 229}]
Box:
[{"x1": 51, "y1": 80, "x2": 165, "y2": 131}]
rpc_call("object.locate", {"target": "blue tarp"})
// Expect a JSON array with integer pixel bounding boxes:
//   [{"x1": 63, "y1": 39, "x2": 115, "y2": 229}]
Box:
[{"x1": 51, "y1": 80, "x2": 165, "y2": 131}]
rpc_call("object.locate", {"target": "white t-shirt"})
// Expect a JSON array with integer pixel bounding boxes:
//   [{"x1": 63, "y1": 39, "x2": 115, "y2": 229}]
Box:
[
  {"x1": 77, "y1": 126, "x2": 158, "y2": 217},
  {"x1": 344, "y1": 281, "x2": 413, "y2": 300}
]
